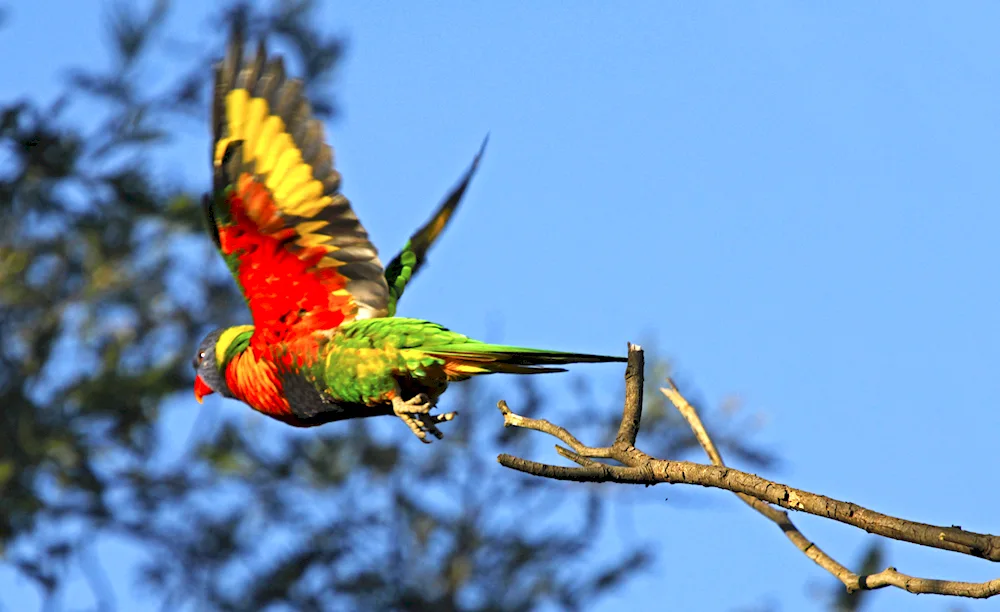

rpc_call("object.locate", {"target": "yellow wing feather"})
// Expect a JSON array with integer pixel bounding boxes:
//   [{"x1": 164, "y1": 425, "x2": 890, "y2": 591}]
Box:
[
  {"x1": 209, "y1": 35, "x2": 390, "y2": 324},
  {"x1": 216, "y1": 91, "x2": 340, "y2": 260}
]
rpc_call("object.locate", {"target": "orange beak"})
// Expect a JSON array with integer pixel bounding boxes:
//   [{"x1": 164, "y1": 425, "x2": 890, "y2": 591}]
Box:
[{"x1": 194, "y1": 375, "x2": 214, "y2": 404}]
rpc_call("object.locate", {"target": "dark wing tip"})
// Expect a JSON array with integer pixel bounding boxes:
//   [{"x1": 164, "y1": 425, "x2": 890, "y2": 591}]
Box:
[
  {"x1": 215, "y1": 139, "x2": 245, "y2": 192},
  {"x1": 414, "y1": 136, "x2": 489, "y2": 253},
  {"x1": 255, "y1": 39, "x2": 267, "y2": 64},
  {"x1": 382, "y1": 137, "x2": 490, "y2": 315},
  {"x1": 201, "y1": 194, "x2": 221, "y2": 249}
]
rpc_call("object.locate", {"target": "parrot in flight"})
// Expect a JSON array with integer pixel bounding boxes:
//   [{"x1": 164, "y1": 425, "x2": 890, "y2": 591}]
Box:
[{"x1": 193, "y1": 33, "x2": 625, "y2": 442}]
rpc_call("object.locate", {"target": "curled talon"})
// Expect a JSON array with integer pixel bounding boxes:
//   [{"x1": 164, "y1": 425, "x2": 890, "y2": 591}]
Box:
[
  {"x1": 392, "y1": 395, "x2": 456, "y2": 442},
  {"x1": 397, "y1": 393, "x2": 433, "y2": 414}
]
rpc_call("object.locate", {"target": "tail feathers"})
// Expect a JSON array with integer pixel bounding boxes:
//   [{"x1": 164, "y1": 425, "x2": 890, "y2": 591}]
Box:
[
  {"x1": 385, "y1": 136, "x2": 489, "y2": 316},
  {"x1": 423, "y1": 344, "x2": 626, "y2": 381}
]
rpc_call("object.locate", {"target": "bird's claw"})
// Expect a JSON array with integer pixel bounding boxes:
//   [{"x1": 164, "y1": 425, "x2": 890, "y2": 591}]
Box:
[{"x1": 392, "y1": 394, "x2": 457, "y2": 443}]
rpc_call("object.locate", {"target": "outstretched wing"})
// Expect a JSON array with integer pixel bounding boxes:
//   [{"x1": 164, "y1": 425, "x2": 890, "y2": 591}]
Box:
[
  {"x1": 206, "y1": 33, "x2": 389, "y2": 347},
  {"x1": 384, "y1": 136, "x2": 488, "y2": 316}
]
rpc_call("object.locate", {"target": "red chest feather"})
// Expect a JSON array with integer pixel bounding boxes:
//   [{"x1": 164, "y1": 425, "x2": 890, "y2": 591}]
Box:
[{"x1": 224, "y1": 347, "x2": 291, "y2": 417}]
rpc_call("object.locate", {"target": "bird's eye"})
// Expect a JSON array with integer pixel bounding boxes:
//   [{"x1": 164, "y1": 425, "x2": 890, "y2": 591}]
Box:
[{"x1": 193, "y1": 351, "x2": 205, "y2": 370}]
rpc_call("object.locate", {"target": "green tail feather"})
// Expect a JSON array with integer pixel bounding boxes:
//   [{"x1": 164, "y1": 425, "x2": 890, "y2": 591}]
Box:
[
  {"x1": 423, "y1": 342, "x2": 627, "y2": 377},
  {"x1": 385, "y1": 136, "x2": 488, "y2": 316}
]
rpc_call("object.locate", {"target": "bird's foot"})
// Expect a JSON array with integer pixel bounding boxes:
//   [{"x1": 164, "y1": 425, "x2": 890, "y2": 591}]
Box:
[{"x1": 391, "y1": 394, "x2": 457, "y2": 443}]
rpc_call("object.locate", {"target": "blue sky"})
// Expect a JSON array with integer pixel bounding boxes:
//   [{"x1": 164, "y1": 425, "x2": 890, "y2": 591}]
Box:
[{"x1": 3, "y1": 1, "x2": 1000, "y2": 610}]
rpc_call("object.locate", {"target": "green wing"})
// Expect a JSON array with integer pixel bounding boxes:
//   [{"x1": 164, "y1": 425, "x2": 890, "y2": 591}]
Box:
[{"x1": 384, "y1": 137, "x2": 488, "y2": 316}]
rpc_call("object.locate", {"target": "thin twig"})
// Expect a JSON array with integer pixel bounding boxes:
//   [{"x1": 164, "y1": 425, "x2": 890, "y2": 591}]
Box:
[
  {"x1": 661, "y1": 380, "x2": 855, "y2": 584},
  {"x1": 614, "y1": 342, "x2": 644, "y2": 447},
  {"x1": 497, "y1": 400, "x2": 613, "y2": 460},
  {"x1": 854, "y1": 568, "x2": 1000, "y2": 597}
]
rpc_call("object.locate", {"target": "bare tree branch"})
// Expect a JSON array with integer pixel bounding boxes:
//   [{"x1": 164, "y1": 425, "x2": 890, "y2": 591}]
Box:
[{"x1": 496, "y1": 344, "x2": 1000, "y2": 599}]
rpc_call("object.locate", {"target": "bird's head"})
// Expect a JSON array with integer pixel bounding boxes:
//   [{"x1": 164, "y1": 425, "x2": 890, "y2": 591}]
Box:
[{"x1": 192, "y1": 325, "x2": 253, "y2": 403}]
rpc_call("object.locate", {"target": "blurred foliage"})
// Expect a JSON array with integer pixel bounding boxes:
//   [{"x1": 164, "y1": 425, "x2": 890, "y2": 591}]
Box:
[
  {"x1": 0, "y1": 1, "x2": 773, "y2": 610},
  {"x1": 740, "y1": 540, "x2": 888, "y2": 611},
  {"x1": 827, "y1": 542, "x2": 885, "y2": 612}
]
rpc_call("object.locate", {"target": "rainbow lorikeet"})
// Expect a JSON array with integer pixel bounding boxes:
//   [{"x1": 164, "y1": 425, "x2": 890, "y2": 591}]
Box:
[{"x1": 193, "y1": 34, "x2": 625, "y2": 442}]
